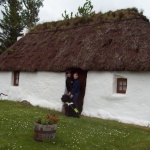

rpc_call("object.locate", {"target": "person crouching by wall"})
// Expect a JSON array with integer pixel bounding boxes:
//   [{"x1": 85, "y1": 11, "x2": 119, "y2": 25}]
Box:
[
  {"x1": 71, "y1": 72, "x2": 81, "y2": 109},
  {"x1": 66, "y1": 70, "x2": 74, "y2": 94}
]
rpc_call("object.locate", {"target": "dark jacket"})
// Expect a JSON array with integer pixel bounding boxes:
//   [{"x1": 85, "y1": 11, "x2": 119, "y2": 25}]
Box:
[
  {"x1": 66, "y1": 77, "x2": 73, "y2": 93},
  {"x1": 71, "y1": 79, "x2": 81, "y2": 95}
]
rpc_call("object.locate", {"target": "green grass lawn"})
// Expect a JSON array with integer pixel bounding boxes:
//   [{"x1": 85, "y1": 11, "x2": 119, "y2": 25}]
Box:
[{"x1": 0, "y1": 100, "x2": 150, "y2": 150}]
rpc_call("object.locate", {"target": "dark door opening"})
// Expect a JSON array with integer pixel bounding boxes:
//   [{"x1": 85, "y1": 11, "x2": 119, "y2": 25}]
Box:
[{"x1": 69, "y1": 68, "x2": 87, "y2": 113}]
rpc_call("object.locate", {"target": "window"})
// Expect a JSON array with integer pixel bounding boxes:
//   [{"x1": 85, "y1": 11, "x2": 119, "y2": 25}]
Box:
[
  {"x1": 14, "y1": 71, "x2": 20, "y2": 86},
  {"x1": 117, "y1": 78, "x2": 127, "y2": 94}
]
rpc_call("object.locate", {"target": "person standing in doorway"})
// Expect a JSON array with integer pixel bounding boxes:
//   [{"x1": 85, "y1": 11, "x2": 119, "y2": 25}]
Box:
[
  {"x1": 71, "y1": 72, "x2": 81, "y2": 108},
  {"x1": 66, "y1": 70, "x2": 74, "y2": 94}
]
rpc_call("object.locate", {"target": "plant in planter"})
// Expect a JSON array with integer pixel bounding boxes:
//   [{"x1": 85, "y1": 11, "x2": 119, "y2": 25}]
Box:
[{"x1": 34, "y1": 114, "x2": 59, "y2": 141}]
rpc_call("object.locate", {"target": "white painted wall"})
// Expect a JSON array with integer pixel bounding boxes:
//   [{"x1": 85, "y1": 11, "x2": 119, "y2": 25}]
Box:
[
  {"x1": 83, "y1": 71, "x2": 150, "y2": 127},
  {"x1": 0, "y1": 72, "x2": 65, "y2": 111},
  {"x1": 1, "y1": 71, "x2": 150, "y2": 126},
  {"x1": 0, "y1": 72, "x2": 12, "y2": 95}
]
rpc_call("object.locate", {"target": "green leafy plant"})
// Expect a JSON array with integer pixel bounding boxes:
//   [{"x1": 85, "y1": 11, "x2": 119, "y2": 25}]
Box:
[
  {"x1": 62, "y1": 10, "x2": 73, "y2": 20},
  {"x1": 0, "y1": 0, "x2": 43, "y2": 54},
  {"x1": 76, "y1": 0, "x2": 95, "y2": 17},
  {"x1": 37, "y1": 114, "x2": 59, "y2": 125},
  {"x1": 62, "y1": 0, "x2": 95, "y2": 20}
]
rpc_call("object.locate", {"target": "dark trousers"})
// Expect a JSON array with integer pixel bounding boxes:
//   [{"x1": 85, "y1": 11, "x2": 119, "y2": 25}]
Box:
[{"x1": 73, "y1": 92, "x2": 80, "y2": 109}]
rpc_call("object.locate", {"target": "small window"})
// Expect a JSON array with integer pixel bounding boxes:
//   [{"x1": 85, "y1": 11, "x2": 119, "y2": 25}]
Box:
[
  {"x1": 14, "y1": 71, "x2": 20, "y2": 86},
  {"x1": 117, "y1": 78, "x2": 127, "y2": 94}
]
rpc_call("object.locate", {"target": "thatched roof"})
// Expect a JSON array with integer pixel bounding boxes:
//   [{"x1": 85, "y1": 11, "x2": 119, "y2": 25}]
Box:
[{"x1": 0, "y1": 8, "x2": 150, "y2": 72}]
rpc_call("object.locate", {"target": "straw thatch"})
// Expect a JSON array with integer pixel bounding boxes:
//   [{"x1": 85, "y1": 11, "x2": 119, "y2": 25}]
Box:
[{"x1": 0, "y1": 8, "x2": 150, "y2": 72}]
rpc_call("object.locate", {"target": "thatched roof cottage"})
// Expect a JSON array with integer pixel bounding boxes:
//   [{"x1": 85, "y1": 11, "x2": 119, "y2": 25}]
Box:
[{"x1": 0, "y1": 8, "x2": 150, "y2": 126}]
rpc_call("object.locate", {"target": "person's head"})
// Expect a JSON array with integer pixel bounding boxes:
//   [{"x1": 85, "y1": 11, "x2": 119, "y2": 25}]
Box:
[
  {"x1": 66, "y1": 70, "x2": 71, "y2": 78},
  {"x1": 73, "y1": 72, "x2": 79, "y2": 79}
]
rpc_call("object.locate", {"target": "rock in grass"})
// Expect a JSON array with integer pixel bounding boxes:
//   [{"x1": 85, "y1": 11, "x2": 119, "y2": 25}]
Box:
[{"x1": 21, "y1": 100, "x2": 32, "y2": 106}]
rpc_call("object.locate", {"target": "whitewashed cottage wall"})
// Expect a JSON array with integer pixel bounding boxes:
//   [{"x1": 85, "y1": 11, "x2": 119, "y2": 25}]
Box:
[
  {"x1": 83, "y1": 71, "x2": 150, "y2": 126},
  {"x1": 1, "y1": 71, "x2": 150, "y2": 126},
  {"x1": 0, "y1": 71, "x2": 65, "y2": 111}
]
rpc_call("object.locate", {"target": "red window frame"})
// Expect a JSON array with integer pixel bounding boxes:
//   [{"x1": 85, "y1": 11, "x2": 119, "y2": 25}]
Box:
[
  {"x1": 117, "y1": 78, "x2": 127, "y2": 94},
  {"x1": 14, "y1": 71, "x2": 20, "y2": 86}
]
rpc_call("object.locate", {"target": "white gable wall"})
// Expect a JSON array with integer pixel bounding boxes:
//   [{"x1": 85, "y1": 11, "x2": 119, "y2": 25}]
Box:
[
  {"x1": 0, "y1": 72, "x2": 12, "y2": 95},
  {"x1": 83, "y1": 71, "x2": 150, "y2": 126},
  {"x1": 0, "y1": 71, "x2": 65, "y2": 111},
  {"x1": 1, "y1": 71, "x2": 150, "y2": 126}
]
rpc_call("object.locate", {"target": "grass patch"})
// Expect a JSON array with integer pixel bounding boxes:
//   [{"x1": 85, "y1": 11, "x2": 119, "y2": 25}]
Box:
[{"x1": 0, "y1": 100, "x2": 150, "y2": 150}]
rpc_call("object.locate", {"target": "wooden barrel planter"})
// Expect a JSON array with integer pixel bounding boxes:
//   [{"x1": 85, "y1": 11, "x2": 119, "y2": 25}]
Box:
[{"x1": 34, "y1": 123, "x2": 57, "y2": 141}]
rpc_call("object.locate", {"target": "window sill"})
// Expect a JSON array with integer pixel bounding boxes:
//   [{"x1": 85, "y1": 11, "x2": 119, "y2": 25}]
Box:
[
  {"x1": 103, "y1": 93, "x2": 127, "y2": 101},
  {"x1": 113, "y1": 93, "x2": 126, "y2": 96},
  {"x1": 111, "y1": 93, "x2": 127, "y2": 100},
  {"x1": 11, "y1": 85, "x2": 19, "y2": 87}
]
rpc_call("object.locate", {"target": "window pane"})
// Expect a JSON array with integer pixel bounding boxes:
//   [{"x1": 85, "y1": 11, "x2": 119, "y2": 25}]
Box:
[
  {"x1": 17, "y1": 73, "x2": 19, "y2": 78},
  {"x1": 14, "y1": 71, "x2": 20, "y2": 86},
  {"x1": 119, "y1": 85, "x2": 122, "y2": 90},
  {"x1": 16, "y1": 79, "x2": 19, "y2": 85},
  {"x1": 119, "y1": 81, "x2": 122, "y2": 85},
  {"x1": 123, "y1": 86, "x2": 126, "y2": 91},
  {"x1": 123, "y1": 81, "x2": 126, "y2": 86}
]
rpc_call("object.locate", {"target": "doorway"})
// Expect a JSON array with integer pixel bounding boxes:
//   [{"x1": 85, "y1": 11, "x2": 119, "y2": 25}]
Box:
[{"x1": 70, "y1": 68, "x2": 87, "y2": 113}]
